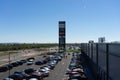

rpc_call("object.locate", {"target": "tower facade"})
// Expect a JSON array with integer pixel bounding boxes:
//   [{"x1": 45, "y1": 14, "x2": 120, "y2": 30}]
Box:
[{"x1": 59, "y1": 21, "x2": 66, "y2": 52}]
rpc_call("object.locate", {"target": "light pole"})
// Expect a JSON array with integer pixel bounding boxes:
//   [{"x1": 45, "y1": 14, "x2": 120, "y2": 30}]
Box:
[{"x1": 8, "y1": 52, "x2": 10, "y2": 76}]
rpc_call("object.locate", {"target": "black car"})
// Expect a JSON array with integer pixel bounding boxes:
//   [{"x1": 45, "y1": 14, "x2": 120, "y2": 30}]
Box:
[
  {"x1": 42, "y1": 59, "x2": 48, "y2": 64},
  {"x1": 5, "y1": 64, "x2": 13, "y2": 70},
  {"x1": 24, "y1": 68, "x2": 35, "y2": 74},
  {"x1": 0, "y1": 66, "x2": 8, "y2": 72},
  {"x1": 17, "y1": 61, "x2": 24, "y2": 65},
  {"x1": 3, "y1": 78, "x2": 13, "y2": 80},
  {"x1": 35, "y1": 60, "x2": 44, "y2": 65},
  {"x1": 14, "y1": 71, "x2": 29, "y2": 79},
  {"x1": 9, "y1": 73, "x2": 24, "y2": 80},
  {"x1": 11, "y1": 62, "x2": 19, "y2": 67},
  {"x1": 20, "y1": 59, "x2": 27, "y2": 63}
]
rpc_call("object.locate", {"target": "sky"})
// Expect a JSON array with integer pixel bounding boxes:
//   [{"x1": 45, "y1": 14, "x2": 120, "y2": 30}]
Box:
[{"x1": 0, "y1": 0, "x2": 120, "y2": 43}]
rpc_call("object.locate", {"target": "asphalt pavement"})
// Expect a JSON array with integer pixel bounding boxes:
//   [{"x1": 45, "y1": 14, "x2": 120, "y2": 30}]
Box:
[
  {"x1": 0, "y1": 52, "x2": 72, "y2": 80},
  {"x1": 0, "y1": 55, "x2": 43, "y2": 80},
  {"x1": 44, "y1": 53, "x2": 72, "y2": 80}
]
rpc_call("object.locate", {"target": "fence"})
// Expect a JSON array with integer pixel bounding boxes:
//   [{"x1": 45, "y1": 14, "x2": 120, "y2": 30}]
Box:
[{"x1": 81, "y1": 43, "x2": 120, "y2": 80}]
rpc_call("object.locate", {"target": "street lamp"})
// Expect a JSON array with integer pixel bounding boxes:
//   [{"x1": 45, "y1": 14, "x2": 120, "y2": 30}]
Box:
[{"x1": 8, "y1": 52, "x2": 10, "y2": 76}]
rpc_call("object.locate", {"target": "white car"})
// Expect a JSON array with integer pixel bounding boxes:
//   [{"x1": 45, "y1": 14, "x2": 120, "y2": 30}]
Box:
[
  {"x1": 43, "y1": 67, "x2": 50, "y2": 71},
  {"x1": 27, "y1": 59, "x2": 34, "y2": 65},
  {"x1": 29, "y1": 78, "x2": 38, "y2": 80}
]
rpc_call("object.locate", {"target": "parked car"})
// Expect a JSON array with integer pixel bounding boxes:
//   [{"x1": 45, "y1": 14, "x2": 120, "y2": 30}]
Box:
[
  {"x1": 29, "y1": 78, "x2": 38, "y2": 80},
  {"x1": 69, "y1": 72, "x2": 87, "y2": 80},
  {"x1": 14, "y1": 70, "x2": 29, "y2": 79},
  {"x1": 24, "y1": 68, "x2": 43, "y2": 80},
  {"x1": 35, "y1": 60, "x2": 43, "y2": 65},
  {"x1": 41, "y1": 66, "x2": 51, "y2": 71},
  {"x1": 9, "y1": 73, "x2": 24, "y2": 80},
  {"x1": 5, "y1": 64, "x2": 13, "y2": 70},
  {"x1": 48, "y1": 61, "x2": 57, "y2": 65},
  {"x1": 24, "y1": 68, "x2": 35, "y2": 74},
  {"x1": 66, "y1": 68, "x2": 72, "y2": 74},
  {"x1": 68, "y1": 73, "x2": 82, "y2": 80},
  {"x1": 20, "y1": 59, "x2": 27, "y2": 63},
  {"x1": 27, "y1": 57, "x2": 35, "y2": 61},
  {"x1": 17, "y1": 61, "x2": 24, "y2": 65},
  {"x1": 27, "y1": 75, "x2": 43, "y2": 80},
  {"x1": 39, "y1": 69, "x2": 49, "y2": 77},
  {"x1": 47, "y1": 64, "x2": 55, "y2": 70},
  {"x1": 41, "y1": 66, "x2": 50, "y2": 71},
  {"x1": 0, "y1": 66, "x2": 8, "y2": 72},
  {"x1": 11, "y1": 62, "x2": 19, "y2": 67},
  {"x1": 42, "y1": 59, "x2": 48, "y2": 64},
  {"x1": 72, "y1": 68, "x2": 84, "y2": 73},
  {"x1": 27, "y1": 59, "x2": 34, "y2": 65},
  {"x1": 3, "y1": 78, "x2": 13, "y2": 80}
]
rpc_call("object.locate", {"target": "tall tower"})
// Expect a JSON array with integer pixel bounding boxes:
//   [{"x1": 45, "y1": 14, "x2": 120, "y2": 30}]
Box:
[{"x1": 59, "y1": 21, "x2": 66, "y2": 52}]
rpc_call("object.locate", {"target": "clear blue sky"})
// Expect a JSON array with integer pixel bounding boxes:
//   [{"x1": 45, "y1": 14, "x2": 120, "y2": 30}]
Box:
[{"x1": 0, "y1": 0, "x2": 120, "y2": 43}]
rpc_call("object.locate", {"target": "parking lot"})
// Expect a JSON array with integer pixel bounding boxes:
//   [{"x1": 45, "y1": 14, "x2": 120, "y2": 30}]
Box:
[
  {"x1": 0, "y1": 54, "x2": 43, "y2": 80},
  {"x1": 0, "y1": 51, "x2": 92, "y2": 80},
  {"x1": 0, "y1": 52, "x2": 72, "y2": 80}
]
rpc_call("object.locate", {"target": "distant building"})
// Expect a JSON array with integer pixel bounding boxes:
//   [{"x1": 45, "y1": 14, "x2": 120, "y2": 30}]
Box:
[
  {"x1": 59, "y1": 21, "x2": 66, "y2": 52},
  {"x1": 89, "y1": 40, "x2": 94, "y2": 43},
  {"x1": 98, "y1": 37, "x2": 105, "y2": 43},
  {"x1": 111, "y1": 41, "x2": 120, "y2": 43}
]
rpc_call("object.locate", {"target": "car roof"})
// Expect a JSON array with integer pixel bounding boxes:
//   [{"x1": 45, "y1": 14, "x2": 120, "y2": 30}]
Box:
[{"x1": 29, "y1": 78, "x2": 38, "y2": 80}]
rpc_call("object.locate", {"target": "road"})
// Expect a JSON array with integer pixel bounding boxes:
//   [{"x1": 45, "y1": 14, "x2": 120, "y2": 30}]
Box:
[
  {"x1": 0, "y1": 52, "x2": 72, "y2": 80},
  {"x1": 44, "y1": 53, "x2": 72, "y2": 80}
]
